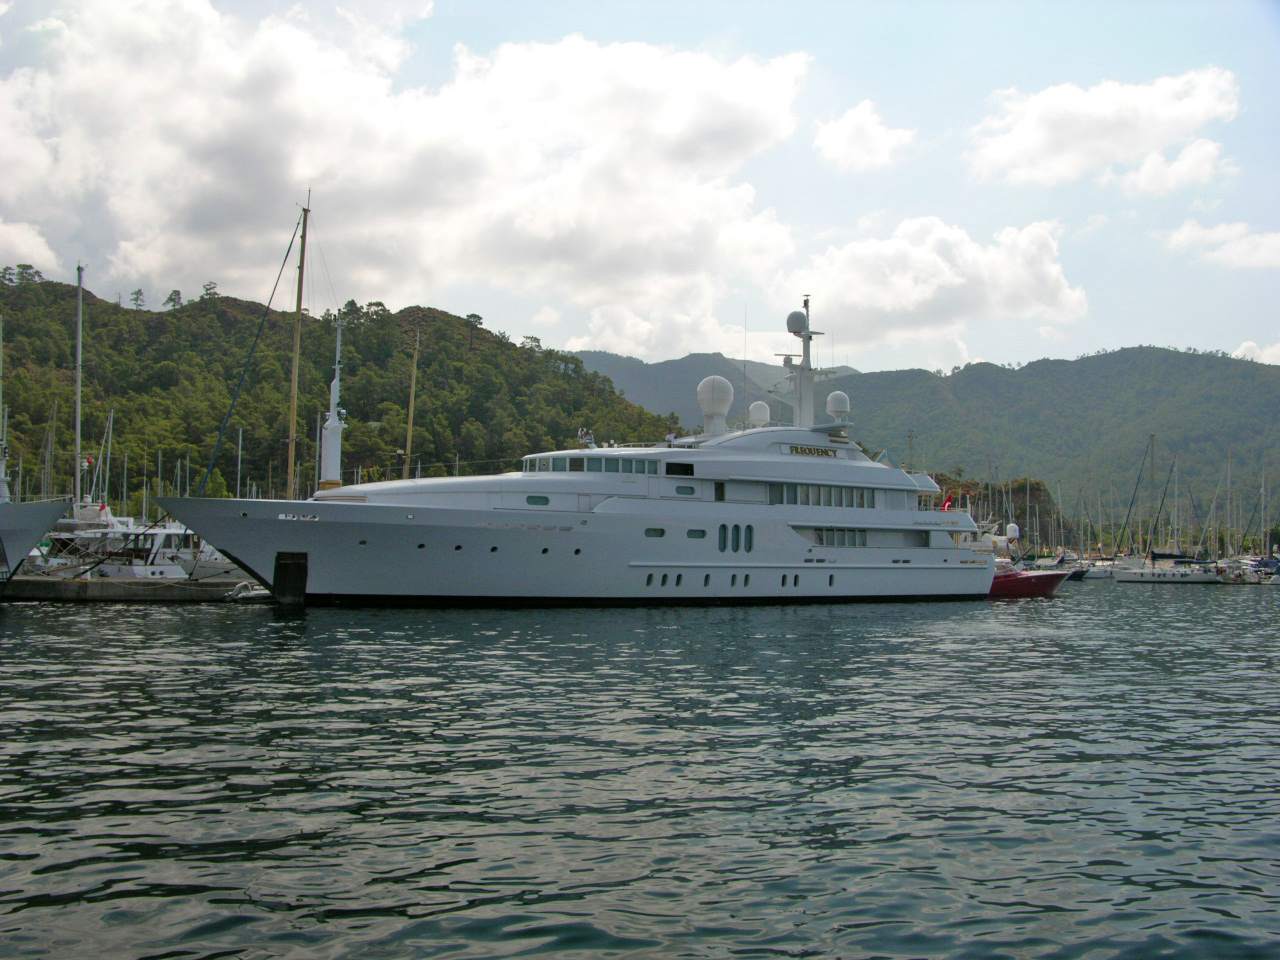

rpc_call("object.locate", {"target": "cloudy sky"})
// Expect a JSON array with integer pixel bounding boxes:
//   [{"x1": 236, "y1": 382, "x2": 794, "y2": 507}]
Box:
[{"x1": 2, "y1": 0, "x2": 1277, "y2": 372}]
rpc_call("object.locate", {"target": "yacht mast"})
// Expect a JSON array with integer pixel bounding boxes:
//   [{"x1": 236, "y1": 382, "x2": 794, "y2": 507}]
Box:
[
  {"x1": 317, "y1": 313, "x2": 346, "y2": 491},
  {"x1": 286, "y1": 196, "x2": 310, "y2": 499},
  {"x1": 771, "y1": 297, "x2": 835, "y2": 428}
]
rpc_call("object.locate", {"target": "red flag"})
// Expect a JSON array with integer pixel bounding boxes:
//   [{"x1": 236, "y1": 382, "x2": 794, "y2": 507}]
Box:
[{"x1": 941, "y1": 493, "x2": 953, "y2": 512}]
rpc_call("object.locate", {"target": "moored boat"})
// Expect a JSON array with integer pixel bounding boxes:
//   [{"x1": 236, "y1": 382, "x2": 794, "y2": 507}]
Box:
[
  {"x1": 160, "y1": 303, "x2": 996, "y2": 606},
  {"x1": 989, "y1": 564, "x2": 1070, "y2": 598}
]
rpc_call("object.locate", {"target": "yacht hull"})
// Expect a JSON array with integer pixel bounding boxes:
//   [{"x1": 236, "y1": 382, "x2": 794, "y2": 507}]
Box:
[{"x1": 159, "y1": 496, "x2": 994, "y2": 607}]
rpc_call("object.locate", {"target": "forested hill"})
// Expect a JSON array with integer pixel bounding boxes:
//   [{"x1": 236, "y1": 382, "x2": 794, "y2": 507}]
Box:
[
  {"x1": 0, "y1": 270, "x2": 673, "y2": 508},
  {"x1": 578, "y1": 347, "x2": 1280, "y2": 509}
]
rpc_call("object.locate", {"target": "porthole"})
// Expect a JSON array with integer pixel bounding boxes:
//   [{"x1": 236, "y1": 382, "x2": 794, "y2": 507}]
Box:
[
  {"x1": 687, "y1": 529, "x2": 706, "y2": 539},
  {"x1": 703, "y1": 574, "x2": 710, "y2": 587},
  {"x1": 417, "y1": 543, "x2": 425, "y2": 549},
  {"x1": 490, "y1": 546, "x2": 498, "y2": 552},
  {"x1": 541, "y1": 547, "x2": 549, "y2": 554},
  {"x1": 454, "y1": 544, "x2": 462, "y2": 551},
  {"x1": 676, "y1": 574, "x2": 683, "y2": 586},
  {"x1": 646, "y1": 573, "x2": 654, "y2": 586},
  {"x1": 526, "y1": 495, "x2": 550, "y2": 505},
  {"x1": 661, "y1": 574, "x2": 669, "y2": 586},
  {"x1": 574, "y1": 548, "x2": 582, "y2": 555},
  {"x1": 828, "y1": 574, "x2": 834, "y2": 587},
  {"x1": 744, "y1": 574, "x2": 750, "y2": 587},
  {"x1": 675, "y1": 485, "x2": 695, "y2": 496},
  {"x1": 359, "y1": 539, "x2": 367, "y2": 545},
  {"x1": 645, "y1": 528, "x2": 666, "y2": 538}
]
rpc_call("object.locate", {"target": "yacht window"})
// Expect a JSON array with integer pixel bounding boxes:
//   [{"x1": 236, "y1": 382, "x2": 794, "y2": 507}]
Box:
[
  {"x1": 645, "y1": 528, "x2": 665, "y2": 538},
  {"x1": 687, "y1": 529, "x2": 706, "y2": 539},
  {"x1": 552, "y1": 457, "x2": 567, "y2": 472},
  {"x1": 646, "y1": 461, "x2": 658, "y2": 475},
  {"x1": 715, "y1": 482, "x2": 726, "y2": 502},
  {"x1": 675, "y1": 485, "x2": 695, "y2": 496},
  {"x1": 569, "y1": 458, "x2": 584, "y2": 472},
  {"x1": 666, "y1": 463, "x2": 694, "y2": 477},
  {"x1": 526, "y1": 495, "x2": 549, "y2": 505},
  {"x1": 620, "y1": 460, "x2": 633, "y2": 474},
  {"x1": 586, "y1": 458, "x2": 602, "y2": 472},
  {"x1": 604, "y1": 459, "x2": 619, "y2": 473}
]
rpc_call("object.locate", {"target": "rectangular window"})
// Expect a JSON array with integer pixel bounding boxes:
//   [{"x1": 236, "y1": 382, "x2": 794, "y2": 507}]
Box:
[
  {"x1": 645, "y1": 528, "x2": 665, "y2": 538},
  {"x1": 604, "y1": 459, "x2": 619, "y2": 473},
  {"x1": 646, "y1": 461, "x2": 658, "y2": 475},
  {"x1": 666, "y1": 462, "x2": 694, "y2": 476},
  {"x1": 552, "y1": 457, "x2": 567, "y2": 471},
  {"x1": 568, "y1": 458, "x2": 585, "y2": 472},
  {"x1": 687, "y1": 529, "x2": 707, "y2": 539},
  {"x1": 586, "y1": 458, "x2": 602, "y2": 472}
]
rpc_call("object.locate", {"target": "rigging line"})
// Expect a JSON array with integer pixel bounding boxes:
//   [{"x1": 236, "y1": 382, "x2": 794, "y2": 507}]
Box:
[
  {"x1": 307, "y1": 213, "x2": 343, "y2": 318},
  {"x1": 196, "y1": 214, "x2": 304, "y2": 497}
]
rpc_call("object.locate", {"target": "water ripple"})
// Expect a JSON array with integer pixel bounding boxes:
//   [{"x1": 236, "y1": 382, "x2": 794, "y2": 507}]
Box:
[{"x1": 1, "y1": 585, "x2": 1278, "y2": 958}]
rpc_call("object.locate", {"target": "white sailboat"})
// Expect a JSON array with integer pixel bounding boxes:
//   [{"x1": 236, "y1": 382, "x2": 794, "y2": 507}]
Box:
[{"x1": 0, "y1": 314, "x2": 68, "y2": 582}]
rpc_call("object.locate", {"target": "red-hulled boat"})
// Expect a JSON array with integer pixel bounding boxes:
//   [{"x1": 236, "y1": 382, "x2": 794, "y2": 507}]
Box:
[{"x1": 989, "y1": 566, "x2": 1070, "y2": 598}]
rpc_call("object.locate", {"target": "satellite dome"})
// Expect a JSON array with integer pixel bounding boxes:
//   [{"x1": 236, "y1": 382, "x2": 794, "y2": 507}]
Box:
[
  {"x1": 825, "y1": 390, "x2": 850, "y2": 421},
  {"x1": 786, "y1": 310, "x2": 808, "y2": 336},
  {"x1": 697, "y1": 375, "x2": 734, "y2": 436},
  {"x1": 748, "y1": 400, "x2": 771, "y2": 428}
]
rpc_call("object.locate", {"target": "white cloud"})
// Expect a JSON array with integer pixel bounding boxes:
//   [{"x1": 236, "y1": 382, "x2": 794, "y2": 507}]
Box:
[
  {"x1": 1233, "y1": 341, "x2": 1280, "y2": 365},
  {"x1": 1166, "y1": 220, "x2": 1280, "y2": 268},
  {"x1": 0, "y1": 217, "x2": 59, "y2": 271},
  {"x1": 814, "y1": 101, "x2": 914, "y2": 172},
  {"x1": 0, "y1": 1, "x2": 807, "y2": 358},
  {"x1": 969, "y1": 67, "x2": 1238, "y2": 191},
  {"x1": 1117, "y1": 138, "x2": 1230, "y2": 195},
  {"x1": 771, "y1": 218, "x2": 1087, "y2": 343}
]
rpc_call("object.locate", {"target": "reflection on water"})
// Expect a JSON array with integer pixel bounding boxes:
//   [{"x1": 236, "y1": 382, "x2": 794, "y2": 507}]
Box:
[{"x1": 2, "y1": 585, "x2": 1279, "y2": 959}]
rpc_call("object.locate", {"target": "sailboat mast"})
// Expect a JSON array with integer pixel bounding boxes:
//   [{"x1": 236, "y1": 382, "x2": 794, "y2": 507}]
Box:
[
  {"x1": 0, "y1": 314, "x2": 8, "y2": 503},
  {"x1": 403, "y1": 329, "x2": 420, "y2": 479},
  {"x1": 75, "y1": 265, "x2": 84, "y2": 507},
  {"x1": 286, "y1": 198, "x2": 310, "y2": 499}
]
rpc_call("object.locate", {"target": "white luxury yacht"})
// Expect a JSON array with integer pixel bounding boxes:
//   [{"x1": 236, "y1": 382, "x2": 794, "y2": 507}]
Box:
[{"x1": 159, "y1": 304, "x2": 995, "y2": 606}]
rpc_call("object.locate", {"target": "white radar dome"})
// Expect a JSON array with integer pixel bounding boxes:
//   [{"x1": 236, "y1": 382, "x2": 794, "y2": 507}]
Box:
[
  {"x1": 786, "y1": 310, "x2": 808, "y2": 336},
  {"x1": 825, "y1": 391, "x2": 850, "y2": 421},
  {"x1": 748, "y1": 401, "x2": 771, "y2": 428},
  {"x1": 697, "y1": 375, "x2": 734, "y2": 436},
  {"x1": 1006, "y1": 523, "x2": 1021, "y2": 540}
]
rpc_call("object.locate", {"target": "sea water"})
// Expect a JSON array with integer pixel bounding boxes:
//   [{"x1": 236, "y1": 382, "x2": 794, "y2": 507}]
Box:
[{"x1": 1, "y1": 583, "x2": 1278, "y2": 959}]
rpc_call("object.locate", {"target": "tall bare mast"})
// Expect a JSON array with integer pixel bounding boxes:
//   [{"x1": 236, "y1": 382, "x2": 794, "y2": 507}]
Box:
[
  {"x1": 403, "y1": 329, "x2": 420, "y2": 479},
  {"x1": 286, "y1": 197, "x2": 310, "y2": 499},
  {"x1": 0, "y1": 314, "x2": 9, "y2": 503},
  {"x1": 75, "y1": 265, "x2": 84, "y2": 506}
]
